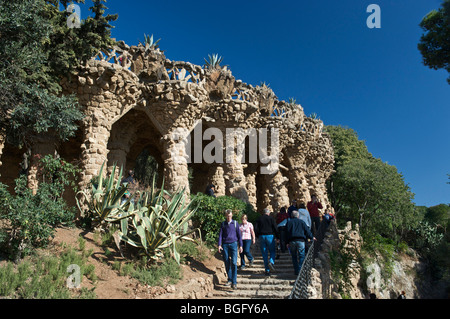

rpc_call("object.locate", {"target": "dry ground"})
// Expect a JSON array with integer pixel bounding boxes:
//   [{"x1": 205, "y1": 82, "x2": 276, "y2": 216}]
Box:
[{"x1": 47, "y1": 226, "x2": 223, "y2": 299}]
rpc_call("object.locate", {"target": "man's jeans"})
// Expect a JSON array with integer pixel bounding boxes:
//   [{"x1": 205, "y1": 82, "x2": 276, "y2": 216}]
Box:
[
  {"x1": 221, "y1": 241, "x2": 238, "y2": 284},
  {"x1": 259, "y1": 235, "x2": 276, "y2": 272},
  {"x1": 289, "y1": 240, "x2": 306, "y2": 275}
]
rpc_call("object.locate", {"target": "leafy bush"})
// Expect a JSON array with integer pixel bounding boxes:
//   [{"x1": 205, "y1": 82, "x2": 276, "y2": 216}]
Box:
[
  {"x1": 0, "y1": 155, "x2": 78, "y2": 260},
  {"x1": 406, "y1": 220, "x2": 444, "y2": 256},
  {"x1": 190, "y1": 193, "x2": 257, "y2": 247}
]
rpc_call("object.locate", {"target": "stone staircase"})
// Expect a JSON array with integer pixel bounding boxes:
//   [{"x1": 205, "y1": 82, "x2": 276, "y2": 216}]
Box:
[{"x1": 212, "y1": 242, "x2": 297, "y2": 299}]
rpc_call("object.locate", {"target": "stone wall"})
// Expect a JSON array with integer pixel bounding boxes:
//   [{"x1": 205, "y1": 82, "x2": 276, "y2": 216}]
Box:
[{"x1": 0, "y1": 41, "x2": 335, "y2": 217}]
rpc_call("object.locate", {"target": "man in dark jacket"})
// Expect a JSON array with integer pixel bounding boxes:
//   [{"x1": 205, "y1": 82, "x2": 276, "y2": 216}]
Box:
[
  {"x1": 286, "y1": 210, "x2": 315, "y2": 275},
  {"x1": 255, "y1": 208, "x2": 279, "y2": 276}
]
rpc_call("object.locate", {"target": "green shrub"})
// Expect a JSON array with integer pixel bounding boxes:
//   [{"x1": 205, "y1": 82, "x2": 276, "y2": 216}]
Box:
[
  {"x1": 115, "y1": 253, "x2": 182, "y2": 287},
  {"x1": 190, "y1": 193, "x2": 257, "y2": 247},
  {"x1": 0, "y1": 246, "x2": 97, "y2": 299},
  {"x1": 0, "y1": 155, "x2": 78, "y2": 260}
]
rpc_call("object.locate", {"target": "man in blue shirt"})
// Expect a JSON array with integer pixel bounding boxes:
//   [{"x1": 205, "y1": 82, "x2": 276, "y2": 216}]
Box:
[
  {"x1": 286, "y1": 210, "x2": 315, "y2": 275},
  {"x1": 218, "y1": 209, "x2": 243, "y2": 289}
]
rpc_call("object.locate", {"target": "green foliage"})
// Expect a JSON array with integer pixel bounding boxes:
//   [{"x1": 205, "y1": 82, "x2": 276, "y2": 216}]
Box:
[
  {"x1": 0, "y1": 155, "x2": 79, "y2": 260},
  {"x1": 191, "y1": 193, "x2": 257, "y2": 247},
  {"x1": 43, "y1": 0, "x2": 118, "y2": 80},
  {"x1": 0, "y1": 245, "x2": 97, "y2": 299},
  {"x1": 406, "y1": 220, "x2": 444, "y2": 255},
  {"x1": 0, "y1": 0, "x2": 84, "y2": 148},
  {"x1": 115, "y1": 252, "x2": 181, "y2": 286},
  {"x1": 116, "y1": 182, "x2": 199, "y2": 265},
  {"x1": 139, "y1": 33, "x2": 161, "y2": 51},
  {"x1": 133, "y1": 149, "x2": 159, "y2": 187},
  {"x1": 332, "y1": 157, "x2": 416, "y2": 239},
  {"x1": 204, "y1": 53, "x2": 223, "y2": 69},
  {"x1": 424, "y1": 204, "x2": 450, "y2": 228},
  {"x1": 325, "y1": 125, "x2": 417, "y2": 244},
  {"x1": 76, "y1": 163, "x2": 133, "y2": 224},
  {"x1": 418, "y1": 0, "x2": 450, "y2": 84},
  {"x1": 324, "y1": 125, "x2": 372, "y2": 169},
  {"x1": 0, "y1": 0, "x2": 117, "y2": 148}
]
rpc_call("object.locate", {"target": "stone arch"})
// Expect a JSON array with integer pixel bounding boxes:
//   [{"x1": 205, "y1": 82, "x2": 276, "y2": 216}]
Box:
[
  {"x1": 106, "y1": 108, "x2": 164, "y2": 186},
  {"x1": 186, "y1": 118, "x2": 222, "y2": 196}
]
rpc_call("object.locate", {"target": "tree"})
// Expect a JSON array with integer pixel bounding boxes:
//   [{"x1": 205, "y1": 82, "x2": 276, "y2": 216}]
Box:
[
  {"x1": 325, "y1": 125, "x2": 373, "y2": 211},
  {"x1": 325, "y1": 125, "x2": 416, "y2": 242},
  {"x1": 0, "y1": 0, "x2": 118, "y2": 149},
  {"x1": 425, "y1": 204, "x2": 450, "y2": 229},
  {"x1": 418, "y1": 0, "x2": 450, "y2": 84},
  {"x1": 331, "y1": 157, "x2": 416, "y2": 239},
  {"x1": 324, "y1": 125, "x2": 372, "y2": 169}
]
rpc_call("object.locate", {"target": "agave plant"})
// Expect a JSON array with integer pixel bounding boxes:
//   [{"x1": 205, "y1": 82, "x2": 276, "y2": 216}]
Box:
[
  {"x1": 203, "y1": 53, "x2": 223, "y2": 69},
  {"x1": 76, "y1": 162, "x2": 134, "y2": 224},
  {"x1": 140, "y1": 33, "x2": 161, "y2": 51},
  {"x1": 309, "y1": 112, "x2": 320, "y2": 120},
  {"x1": 114, "y1": 180, "x2": 199, "y2": 264}
]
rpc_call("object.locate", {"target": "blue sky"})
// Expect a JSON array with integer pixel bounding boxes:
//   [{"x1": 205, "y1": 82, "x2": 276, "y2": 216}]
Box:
[{"x1": 81, "y1": 0, "x2": 449, "y2": 207}]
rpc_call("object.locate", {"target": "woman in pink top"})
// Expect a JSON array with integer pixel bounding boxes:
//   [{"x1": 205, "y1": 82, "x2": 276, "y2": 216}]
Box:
[{"x1": 239, "y1": 214, "x2": 255, "y2": 269}]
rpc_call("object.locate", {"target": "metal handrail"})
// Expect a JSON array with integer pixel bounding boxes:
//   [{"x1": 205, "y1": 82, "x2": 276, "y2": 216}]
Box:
[{"x1": 288, "y1": 221, "x2": 330, "y2": 299}]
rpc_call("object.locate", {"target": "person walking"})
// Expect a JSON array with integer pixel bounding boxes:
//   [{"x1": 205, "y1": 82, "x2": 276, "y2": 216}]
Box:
[
  {"x1": 287, "y1": 199, "x2": 297, "y2": 218},
  {"x1": 297, "y1": 203, "x2": 311, "y2": 229},
  {"x1": 286, "y1": 210, "x2": 315, "y2": 276},
  {"x1": 307, "y1": 194, "x2": 323, "y2": 235},
  {"x1": 218, "y1": 209, "x2": 243, "y2": 289},
  {"x1": 276, "y1": 207, "x2": 289, "y2": 258},
  {"x1": 239, "y1": 214, "x2": 255, "y2": 269},
  {"x1": 255, "y1": 208, "x2": 279, "y2": 276}
]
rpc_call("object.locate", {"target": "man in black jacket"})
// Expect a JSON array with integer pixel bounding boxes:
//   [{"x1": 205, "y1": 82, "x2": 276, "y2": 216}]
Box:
[
  {"x1": 286, "y1": 210, "x2": 316, "y2": 275},
  {"x1": 255, "y1": 208, "x2": 279, "y2": 276}
]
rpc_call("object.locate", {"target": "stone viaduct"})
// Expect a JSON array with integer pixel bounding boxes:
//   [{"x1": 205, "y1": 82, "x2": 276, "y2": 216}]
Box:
[{"x1": 0, "y1": 41, "x2": 335, "y2": 215}]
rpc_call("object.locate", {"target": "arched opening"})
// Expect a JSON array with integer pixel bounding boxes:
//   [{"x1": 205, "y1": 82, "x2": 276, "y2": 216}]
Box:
[
  {"x1": 107, "y1": 109, "x2": 164, "y2": 191},
  {"x1": 186, "y1": 119, "x2": 223, "y2": 196}
]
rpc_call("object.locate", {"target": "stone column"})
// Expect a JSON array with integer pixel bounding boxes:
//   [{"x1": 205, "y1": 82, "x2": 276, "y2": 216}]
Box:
[
  {"x1": 107, "y1": 142, "x2": 130, "y2": 177},
  {"x1": 255, "y1": 173, "x2": 271, "y2": 213},
  {"x1": 223, "y1": 155, "x2": 249, "y2": 203},
  {"x1": 207, "y1": 164, "x2": 226, "y2": 197},
  {"x1": 78, "y1": 112, "x2": 111, "y2": 190},
  {"x1": 245, "y1": 171, "x2": 257, "y2": 210},
  {"x1": 222, "y1": 128, "x2": 249, "y2": 203},
  {"x1": 161, "y1": 133, "x2": 190, "y2": 196},
  {"x1": 285, "y1": 151, "x2": 311, "y2": 204},
  {"x1": 267, "y1": 170, "x2": 290, "y2": 213}
]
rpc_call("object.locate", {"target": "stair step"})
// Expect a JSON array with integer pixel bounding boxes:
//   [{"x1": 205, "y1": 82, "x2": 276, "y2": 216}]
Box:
[
  {"x1": 212, "y1": 245, "x2": 302, "y2": 299},
  {"x1": 237, "y1": 277, "x2": 296, "y2": 285},
  {"x1": 213, "y1": 289, "x2": 290, "y2": 299}
]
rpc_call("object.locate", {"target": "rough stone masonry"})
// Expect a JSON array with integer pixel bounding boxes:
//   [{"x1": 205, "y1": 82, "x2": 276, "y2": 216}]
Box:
[{"x1": 0, "y1": 41, "x2": 335, "y2": 216}]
